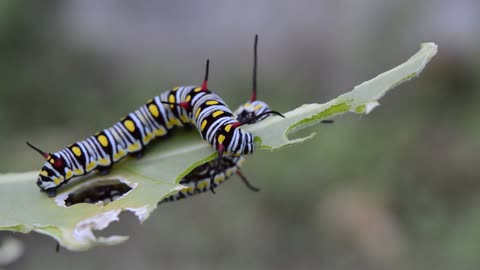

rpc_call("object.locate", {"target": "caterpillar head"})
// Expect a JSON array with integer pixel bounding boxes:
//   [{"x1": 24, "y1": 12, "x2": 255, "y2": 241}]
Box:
[
  {"x1": 27, "y1": 142, "x2": 66, "y2": 197},
  {"x1": 234, "y1": 100, "x2": 270, "y2": 123}
]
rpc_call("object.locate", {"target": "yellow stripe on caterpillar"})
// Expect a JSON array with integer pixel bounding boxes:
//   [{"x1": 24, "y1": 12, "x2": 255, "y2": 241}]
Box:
[
  {"x1": 201, "y1": 120, "x2": 208, "y2": 131},
  {"x1": 154, "y1": 127, "x2": 167, "y2": 136},
  {"x1": 72, "y1": 146, "x2": 82, "y2": 156},
  {"x1": 197, "y1": 180, "x2": 209, "y2": 190},
  {"x1": 206, "y1": 100, "x2": 219, "y2": 105},
  {"x1": 195, "y1": 107, "x2": 202, "y2": 119},
  {"x1": 53, "y1": 177, "x2": 62, "y2": 185},
  {"x1": 65, "y1": 170, "x2": 73, "y2": 180},
  {"x1": 86, "y1": 161, "x2": 96, "y2": 171},
  {"x1": 212, "y1": 110, "x2": 224, "y2": 117},
  {"x1": 98, "y1": 158, "x2": 110, "y2": 166},
  {"x1": 124, "y1": 120, "x2": 136, "y2": 132},
  {"x1": 113, "y1": 149, "x2": 127, "y2": 161},
  {"x1": 148, "y1": 104, "x2": 160, "y2": 117},
  {"x1": 97, "y1": 135, "x2": 109, "y2": 147},
  {"x1": 214, "y1": 174, "x2": 225, "y2": 184},
  {"x1": 128, "y1": 142, "x2": 141, "y2": 152},
  {"x1": 218, "y1": 134, "x2": 226, "y2": 144}
]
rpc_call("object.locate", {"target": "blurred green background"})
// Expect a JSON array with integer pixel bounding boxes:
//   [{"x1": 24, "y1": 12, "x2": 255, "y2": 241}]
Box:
[{"x1": 1, "y1": 1, "x2": 480, "y2": 269}]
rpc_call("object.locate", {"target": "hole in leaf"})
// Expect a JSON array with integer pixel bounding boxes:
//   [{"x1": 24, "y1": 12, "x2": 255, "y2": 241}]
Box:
[{"x1": 64, "y1": 178, "x2": 133, "y2": 207}]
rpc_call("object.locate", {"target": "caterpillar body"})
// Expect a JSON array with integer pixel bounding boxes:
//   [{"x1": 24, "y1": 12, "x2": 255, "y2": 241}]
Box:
[
  {"x1": 28, "y1": 35, "x2": 282, "y2": 198},
  {"x1": 160, "y1": 156, "x2": 248, "y2": 203}
]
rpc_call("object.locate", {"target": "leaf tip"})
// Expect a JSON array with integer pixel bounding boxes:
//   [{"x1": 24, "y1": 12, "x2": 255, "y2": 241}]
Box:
[{"x1": 420, "y1": 42, "x2": 438, "y2": 53}]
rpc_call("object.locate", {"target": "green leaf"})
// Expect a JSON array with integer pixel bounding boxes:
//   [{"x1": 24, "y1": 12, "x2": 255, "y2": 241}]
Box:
[{"x1": 0, "y1": 43, "x2": 437, "y2": 251}]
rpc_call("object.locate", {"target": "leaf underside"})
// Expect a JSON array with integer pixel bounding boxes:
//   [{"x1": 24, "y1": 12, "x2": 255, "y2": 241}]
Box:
[{"x1": 0, "y1": 43, "x2": 437, "y2": 251}]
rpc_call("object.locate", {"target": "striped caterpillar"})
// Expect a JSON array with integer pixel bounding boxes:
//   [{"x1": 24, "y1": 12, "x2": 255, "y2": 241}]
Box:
[{"x1": 28, "y1": 35, "x2": 282, "y2": 198}]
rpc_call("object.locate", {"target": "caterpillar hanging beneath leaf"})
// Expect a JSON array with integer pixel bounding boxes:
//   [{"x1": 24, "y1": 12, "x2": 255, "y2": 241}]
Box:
[{"x1": 28, "y1": 35, "x2": 284, "y2": 198}]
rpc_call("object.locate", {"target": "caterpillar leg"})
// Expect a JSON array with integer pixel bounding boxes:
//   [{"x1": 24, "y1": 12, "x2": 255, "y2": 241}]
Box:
[
  {"x1": 47, "y1": 188, "x2": 57, "y2": 198},
  {"x1": 130, "y1": 150, "x2": 145, "y2": 160},
  {"x1": 98, "y1": 166, "x2": 112, "y2": 176},
  {"x1": 236, "y1": 170, "x2": 260, "y2": 192},
  {"x1": 210, "y1": 144, "x2": 225, "y2": 194}
]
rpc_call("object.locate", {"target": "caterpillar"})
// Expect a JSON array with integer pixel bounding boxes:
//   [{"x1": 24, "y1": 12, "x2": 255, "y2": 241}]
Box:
[{"x1": 28, "y1": 35, "x2": 282, "y2": 198}]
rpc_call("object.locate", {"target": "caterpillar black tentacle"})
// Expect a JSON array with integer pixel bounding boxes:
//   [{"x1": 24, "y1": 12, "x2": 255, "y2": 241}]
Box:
[{"x1": 29, "y1": 35, "x2": 283, "y2": 197}]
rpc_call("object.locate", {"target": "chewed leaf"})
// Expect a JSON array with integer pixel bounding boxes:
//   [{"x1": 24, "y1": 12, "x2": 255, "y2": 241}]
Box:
[
  {"x1": 0, "y1": 43, "x2": 437, "y2": 251},
  {"x1": 247, "y1": 43, "x2": 438, "y2": 150}
]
